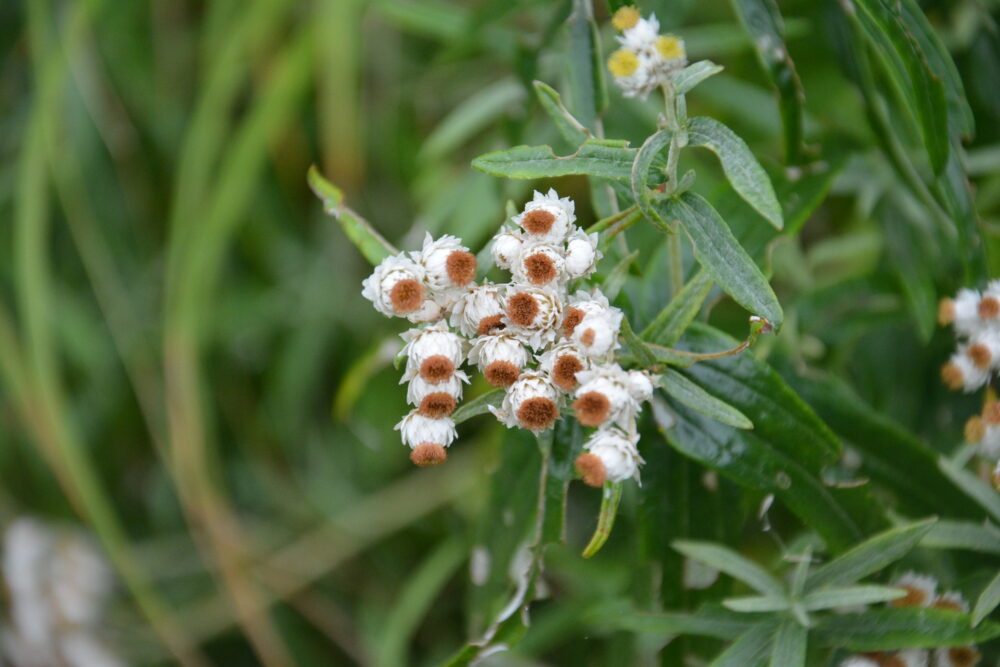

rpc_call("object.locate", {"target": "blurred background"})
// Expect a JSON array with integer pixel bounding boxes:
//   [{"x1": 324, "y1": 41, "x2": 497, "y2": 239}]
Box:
[{"x1": 2, "y1": 0, "x2": 1000, "y2": 665}]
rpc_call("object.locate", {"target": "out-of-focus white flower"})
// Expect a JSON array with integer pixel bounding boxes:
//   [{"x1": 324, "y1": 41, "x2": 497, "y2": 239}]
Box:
[
  {"x1": 941, "y1": 348, "x2": 990, "y2": 392},
  {"x1": 892, "y1": 650, "x2": 930, "y2": 667},
  {"x1": 975, "y1": 406, "x2": 1000, "y2": 460},
  {"x1": 450, "y1": 283, "x2": 506, "y2": 337},
  {"x1": 59, "y1": 631, "x2": 127, "y2": 667},
  {"x1": 401, "y1": 323, "x2": 466, "y2": 371},
  {"x1": 564, "y1": 229, "x2": 600, "y2": 279},
  {"x1": 538, "y1": 341, "x2": 589, "y2": 392},
  {"x1": 576, "y1": 427, "x2": 643, "y2": 486},
  {"x1": 939, "y1": 289, "x2": 982, "y2": 337},
  {"x1": 890, "y1": 572, "x2": 938, "y2": 608},
  {"x1": 469, "y1": 334, "x2": 529, "y2": 388},
  {"x1": 932, "y1": 646, "x2": 980, "y2": 667},
  {"x1": 405, "y1": 370, "x2": 469, "y2": 406},
  {"x1": 361, "y1": 254, "x2": 428, "y2": 318},
  {"x1": 414, "y1": 233, "x2": 477, "y2": 296},
  {"x1": 932, "y1": 591, "x2": 969, "y2": 613},
  {"x1": 491, "y1": 229, "x2": 523, "y2": 270},
  {"x1": 573, "y1": 364, "x2": 638, "y2": 429},
  {"x1": 967, "y1": 331, "x2": 1000, "y2": 370},
  {"x1": 503, "y1": 286, "x2": 563, "y2": 350},
  {"x1": 512, "y1": 242, "x2": 565, "y2": 287},
  {"x1": 840, "y1": 658, "x2": 881, "y2": 667},
  {"x1": 513, "y1": 190, "x2": 575, "y2": 244},
  {"x1": 490, "y1": 372, "x2": 560, "y2": 431}
]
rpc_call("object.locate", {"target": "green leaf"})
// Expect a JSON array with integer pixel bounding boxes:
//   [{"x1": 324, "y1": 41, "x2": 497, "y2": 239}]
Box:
[
  {"x1": 452, "y1": 389, "x2": 505, "y2": 425},
  {"x1": 307, "y1": 165, "x2": 396, "y2": 265},
  {"x1": 801, "y1": 586, "x2": 906, "y2": 611},
  {"x1": 600, "y1": 249, "x2": 638, "y2": 301},
  {"x1": 806, "y1": 518, "x2": 936, "y2": 591},
  {"x1": 641, "y1": 342, "x2": 697, "y2": 368},
  {"x1": 472, "y1": 139, "x2": 636, "y2": 182},
  {"x1": 939, "y1": 456, "x2": 1000, "y2": 523},
  {"x1": 672, "y1": 540, "x2": 784, "y2": 596},
  {"x1": 686, "y1": 117, "x2": 783, "y2": 229},
  {"x1": 641, "y1": 269, "x2": 713, "y2": 346},
  {"x1": 658, "y1": 193, "x2": 783, "y2": 328},
  {"x1": 729, "y1": 0, "x2": 805, "y2": 164},
  {"x1": 723, "y1": 596, "x2": 790, "y2": 613},
  {"x1": 532, "y1": 80, "x2": 590, "y2": 147},
  {"x1": 662, "y1": 369, "x2": 753, "y2": 430},
  {"x1": 603, "y1": 605, "x2": 758, "y2": 640},
  {"x1": 812, "y1": 608, "x2": 1000, "y2": 650},
  {"x1": 565, "y1": 0, "x2": 607, "y2": 129},
  {"x1": 921, "y1": 519, "x2": 1000, "y2": 555},
  {"x1": 709, "y1": 624, "x2": 775, "y2": 666},
  {"x1": 769, "y1": 619, "x2": 806, "y2": 667},
  {"x1": 881, "y1": 199, "x2": 937, "y2": 341},
  {"x1": 582, "y1": 482, "x2": 623, "y2": 558},
  {"x1": 620, "y1": 316, "x2": 656, "y2": 367},
  {"x1": 671, "y1": 60, "x2": 724, "y2": 96},
  {"x1": 631, "y1": 129, "x2": 673, "y2": 233},
  {"x1": 973, "y1": 572, "x2": 1000, "y2": 627},
  {"x1": 420, "y1": 78, "x2": 524, "y2": 161}
]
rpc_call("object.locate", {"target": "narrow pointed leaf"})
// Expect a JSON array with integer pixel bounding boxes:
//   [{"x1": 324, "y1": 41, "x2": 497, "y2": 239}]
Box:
[
  {"x1": 673, "y1": 540, "x2": 784, "y2": 596},
  {"x1": 802, "y1": 586, "x2": 906, "y2": 611},
  {"x1": 972, "y1": 572, "x2": 1000, "y2": 627},
  {"x1": 723, "y1": 595, "x2": 790, "y2": 613},
  {"x1": 769, "y1": 619, "x2": 806, "y2": 667},
  {"x1": 472, "y1": 140, "x2": 636, "y2": 181},
  {"x1": 686, "y1": 117, "x2": 783, "y2": 228},
  {"x1": 812, "y1": 608, "x2": 1000, "y2": 650},
  {"x1": 709, "y1": 624, "x2": 775, "y2": 666},
  {"x1": 308, "y1": 166, "x2": 396, "y2": 265},
  {"x1": 452, "y1": 389, "x2": 504, "y2": 424},
  {"x1": 662, "y1": 369, "x2": 753, "y2": 430},
  {"x1": 533, "y1": 80, "x2": 589, "y2": 147},
  {"x1": 921, "y1": 520, "x2": 1000, "y2": 555},
  {"x1": 641, "y1": 269, "x2": 713, "y2": 345},
  {"x1": 620, "y1": 317, "x2": 656, "y2": 367},
  {"x1": 603, "y1": 605, "x2": 758, "y2": 640},
  {"x1": 939, "y1": 457, "x2": 1000, "y2": 523},
  {"x1": 671, "y1": 60, "x2": 724, "y2": 95}
]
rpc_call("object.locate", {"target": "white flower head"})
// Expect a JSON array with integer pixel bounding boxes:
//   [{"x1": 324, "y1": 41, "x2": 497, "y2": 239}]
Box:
[
  {"x1": 573, "y1": 364, "x2": 639, "y2": 429},
  {"x1": 491, "y1": 228, "x2": 524, "y2": 270},
  {"x1": 405, "y1": 370, "x2": 469, "y2": 406},
  {"x1": 840, "y1": 658, "x2": 881, "y2": 667},
  {"x1": 395, "y1": 411, "x2": 458, "y2": 467},
  {"x1": 890, "y1": 572, "x2": 938, "y2": 608},
  {"x1": 512, "y1": 241, "x2": 566, "y2": 288},
  {"x1": 939, "y1": 288, "x2": 982, "y2": 337},
  {"x1": 503, "y1": 285, "x2": 563, "y2": 350},
  {"x1": 981, "y1": 280, "x2": 1000, "y2": 328},
  {"x1": 469, "y1": 334, "x2": 529, "y2": 388},
  {"x1": 941, "y1": 347, "x2": 990, "y2": 393},
  {"x1": 414, "y1": 233, "x2": 478, "y2": 295},
  {"x1": 892, "y1": 650, "x2": 929, "y2": 667},
  {"x1": 489, "y1": 371, "x2": 560, "y2": 432},
  {"x1": 514, "y1": 189, "x2": 575, "y2": 244},
  {"x1": 932, "y1": 590, "x2": 969, "y2": 613},
  {"x1": 577, "y1": 427, "x2": 644, "y2": 485},
  {"x1": 981, "y1": 423, "x2": 1000, "y2": 461},
  {"x1": 361, "y1": 253, "x2": 427, "y2": 318},
  {"x1": 401, "y1": 323, "x2": 466, "y2": 369},
  {"x1": 538, "y1": 341, "x2": 589, "y2": 392},
  {"x1": 564, "y1": 228, "x2": 601, "y2": 279},
  {"x1": 607, "y1": 47, "x2": 659, "y2": 99},
  {"x1": 562, "y1": 289, "x2": 615, "y2": 337},
  {"x1": 626, "y1": 370, "x2": 658, "y2": 403},
  {"x1": 571, "y1": 310, "x2": 623, "y2": 359},
  {"x1": 450, "y1": 282, "x2": 506, "y2": 337},
  {"x1": 932, "y1": 646, "x2": 980, "y2": 667},
  {"x1": 967, "y1": 331, "x2": 1000, "y2": 371}
]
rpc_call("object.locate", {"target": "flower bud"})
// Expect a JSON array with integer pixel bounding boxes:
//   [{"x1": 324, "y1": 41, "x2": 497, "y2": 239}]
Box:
[
  {"x1": 491, "y1": 230, "x2": 523, "y2": 270},
  {"x1": 564, "y1": 229, "x2": 600, "y2": 279},
  {"x1": 450, "y1": 283, "x2": 506, "y2": 337}
]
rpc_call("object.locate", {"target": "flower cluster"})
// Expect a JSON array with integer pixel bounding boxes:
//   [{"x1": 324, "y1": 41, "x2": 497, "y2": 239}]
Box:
[
  {"x1": 841, "y1": 572, "x2": 980, "y2": 667},
  {"x1": 606, "y1": 6, "x2": 687, "y2": 100},
  {"x1": 1, "y1": 518, "x2": 123, "y2": 667},
  {"x1": 362, "y1": 189, "x2": 657, "y2": 485}
]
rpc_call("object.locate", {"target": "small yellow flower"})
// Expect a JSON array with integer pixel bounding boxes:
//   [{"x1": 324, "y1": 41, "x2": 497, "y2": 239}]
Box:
[
  {"x1": 608, "y1": 49, "x2": 640, "y2": 78},
  {"x1": 611, "y1": 6, "x2": 641, "y2": 31},
  {"x1": 656, "y1": 35, "x2": 685, "y2": 60}
]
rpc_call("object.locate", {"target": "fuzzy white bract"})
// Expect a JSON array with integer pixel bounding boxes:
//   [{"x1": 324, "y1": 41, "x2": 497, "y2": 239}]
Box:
[
  {"x1": 405, "y1": 371, "x2": 469, "y2": 406},
  {"x1": 564, "y1": 229, "x2": 601, "y2": 279},
  {"x1": 450, "y1": 283, "x2": 506, "y2": 337},
  {"x1": 469, "y1": 334, "x2": 529, "y2": 371},
  {"x1": 491, "y1": 229, "x2": 523, "y2": 270},
  {"x1": 585, "y1": 427, "x2": 644, "y2": 483},
  {"x1": 395, "y1": 411, "x2": 458, "y2": 449},
  {"x1": 401, "y1": 322, "x2": 466, "y2": 369}
]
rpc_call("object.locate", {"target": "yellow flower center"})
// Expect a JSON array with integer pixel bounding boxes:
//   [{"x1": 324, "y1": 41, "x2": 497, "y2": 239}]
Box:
[
  {"x1": 608, "y1": 49, "x2": 639, "y2": 78},
  {"x1": 611, "y1": 6, "x2": 640, "y2": 31},
  {"x1": 656, "y1": 35, "x2": 685, "y2": 60}
]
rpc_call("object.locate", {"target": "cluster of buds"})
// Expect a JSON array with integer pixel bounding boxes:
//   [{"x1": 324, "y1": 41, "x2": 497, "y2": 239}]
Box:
[
  {"x1": 362, "y1": 189, "x2": 657, "y2": 485},
  {"x1": 606, "y1": 6, "x2": 687, "y2": 100},
  {"x1": 841, "y1": 572, "x2": 980, "y2": 667},
  {"x1": 938, "y1": 283, "x2": 1000, "y2": 393}
]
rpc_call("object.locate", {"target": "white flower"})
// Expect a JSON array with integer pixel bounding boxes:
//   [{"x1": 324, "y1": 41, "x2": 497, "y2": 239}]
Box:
[
  {"x1": 538, "y1": 341, "x2": 589, "y2": 392},
  {"x1": 981, "y1": 280, "x2": 1000, "y2": 328},
  {"x1": 608, "y1": 15, "x2": 687, "y2": 99},
  {"x1": 932, "y1": 590, "x2": 969, "y2": 613},
  {"x1": 405, "y1": 370, "x2": 469, "y2": 406},
  {"x1": 941, "y1": 348, "x2": 990, "y2": 392},
  {"x1": 491, "y1": 229, "x2": 523, "y2": 270},
  {"x1": 564, "y1": 228, "x2": 600, "y2": 279},
  {"x1": 606, "y1": 48, "x2": 659, "y2": 99},
  {"x1": 626, "y1": 370, "x2": 658, "y2": 402},
  {"x1": 401, "y1": 323, "x2": 466, "y2": 369},
  {"x1": 892, "y1": 650, "x2": 929, "y2": 667},
  {"x1": 489, "y1": 372, "x2": 560, "y2": 431},
  {"x1": 361, "y1": 254, "x2": 427, "y2": 318},
  {"x1": 512, "y1": 241, "x2": 566, "y2": 287},
  {"x1": 562, "y1": 289, "x2": 618, "y2": 339},
  {"x1": 967, "y1": 331, "x2": 1000, "y2": 370},
  {"x1": 503, "y1": 286, "x2": 563, "y2": 350},
  {"x1": 890, "y1": 572, "x2": 938, "y2": 608},
  {"x1": 414, "y1": 233, "x2": 477, "y2": 295},
  {"x1": 469, "y1": 334, "x2": 529, "y2": 388},
  {"x1": 573, "y1": 364, "x2": 639, "y2": 429},
  {"x1": 840, "y1": 658, "x2": 880, "y2": 667},
  {"x1": 940, "y1": 288, "x2": 982, "y2": 337},
  {"x1": 618, "y1": 14, "x2": 661, "y2": 51},
  {"x1": 932, "y1": 646, "x2": 980, "y2": 667},
  {"x1": 585, "y1": 427, "x2": 644, "y2": 483},
  {"x1": 395, "y1": 411, "x2": 457, "y2": 448},
  {"x1": 571, "y1": 310, "x2": 623, "y2": 358},
  {"x1": 513, "y1": 189, "x2": 575, "y2": 244},
  {"x1": 450, "y1": 283, "x2": 506, "y2": 337},
  {"x1": 981, "y1": 424, "x2": 1000, "y2": 461}
]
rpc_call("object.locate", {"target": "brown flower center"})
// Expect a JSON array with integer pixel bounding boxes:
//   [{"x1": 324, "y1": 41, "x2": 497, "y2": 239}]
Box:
[
  {"x1": 562, "y1": 307, "x2": 585, "y2": 337},
  {"x1": 948, "y1": 646, "x2": 980, "y2": 667},
  {"x1": 389, "y1": 278, "x2": 425, "y2": 314},
  {"x1": 882, "y1": 657, "x2": 905, "y2": 667},
  {"x1": 410, "y1": 443, "x2": 447, "y2": 467},
  {"x1": 940, "y1": 362, "x2": 963, "y2": 391},
  {"x1": 574, "y1": 391, "x2": 611, "y2": 427},
  {"x1": 484, "y1": 361, "x2": 520, "y2": 388},
  {"x1": 552, "y1": 354, "x2": 584, "y2": 392},
  {"x1": 476, "y1": 314, "x2": 506, "y2": 335},
  {"x1": 522, "y1": 209, "x2": 555, "y2": 234},
  {"x1": 890, "y1": 584, "x2": 928, "y2": 608},
  {"x1": 937, "y1": 298, "x2": 955, "y2": 326},
  {"x1": 984, "y1": 401, "x2": 1000, "y2": 425},
  {"x1": 575, "y1": 453, "x2": 606, "y2": 488},
  {"x1": 932, "y1": 597, "x2": 964, "y2": 613},
  {"x1": 418, "y1": 392, "x2": 456, "y2": 418},
  {"x1": 968, "y1": 343, "x2": 992, "y2": 369},
  {"x1": 523, "y1": 253, "x2": 557, "y2": 285},
  {"x1": 979, "y1": 296, "x2": 1000, "y2": 319},
  {"x1": 507, "y1": 292, "x2": 539, "y2": 327},
  {"x1": 965, "y1": 415, "x2": 986, "y2": 443},
  {"x1": 445, "y1": 250, "x2": 477, "y2": 286},
  {"x1": 579, "y1": 327, "x2": 596, "y2": 347},
  {"x1": 517, "y1": 397, "x2": 558, "y2": 431},
  {"x1": 420, "y1": 355, "x2": 455, "y2": 383}
]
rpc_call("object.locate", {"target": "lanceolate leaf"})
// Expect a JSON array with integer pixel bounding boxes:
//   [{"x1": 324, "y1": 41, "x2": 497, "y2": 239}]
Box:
[
  {"x1": 452, "y1": 389, "x2": 504, "y2": 425},
  {"x1": 709, "y1": 624, "x2": 775, "y2": 666},
  {"x1": 812, "y1": 608, "x2": 1000, "y2": 650},
  {"x1": 641, "y1": 269, "x2": 713, "y2": 346},
  {"x1": 532, "y1": 80, "x2": 589, "y2": 147},
  {"x1": 972, "y1": 572, "x2": 1000, "y2": 627},
  {"x1": 565, "y1": 0, "x2": 607, "y2": 130},
  {"x1": 673, "y1": 540, "x2": 784, "y2": 596},
  {"x1": 686, "y1": 117, "x2": 784, "y2": 229},
  {"x1": 921, "y1": 519, "x2": 1000, "y2": 555},
  {"x1": 939, "y1": 456, "x2": 1000, "y2": 523},
  {"x1": 472, "y1": 140, "x2": 636, "y2": 182},
  {"x1": 671, "y1": 60, "x2": 724, "y2": 96},
  {"x1": 308, "y1": 165, "x2": 396, "y2": 265},
  {"x1": 661, "y1": 369, "x2": 753, "y2": 430},
  {"x1": 658, "y1": 193, "x2": 783, "y2": 328},
  {"x1": 604, "y1": 605, "x2": 759, "y2": 640},
  {"x1": 801, "y1": 586, "x2": 906, "y2": 610},
  {"x1": 769, "y1": 619, "x2": 806, "y2": 667}
]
